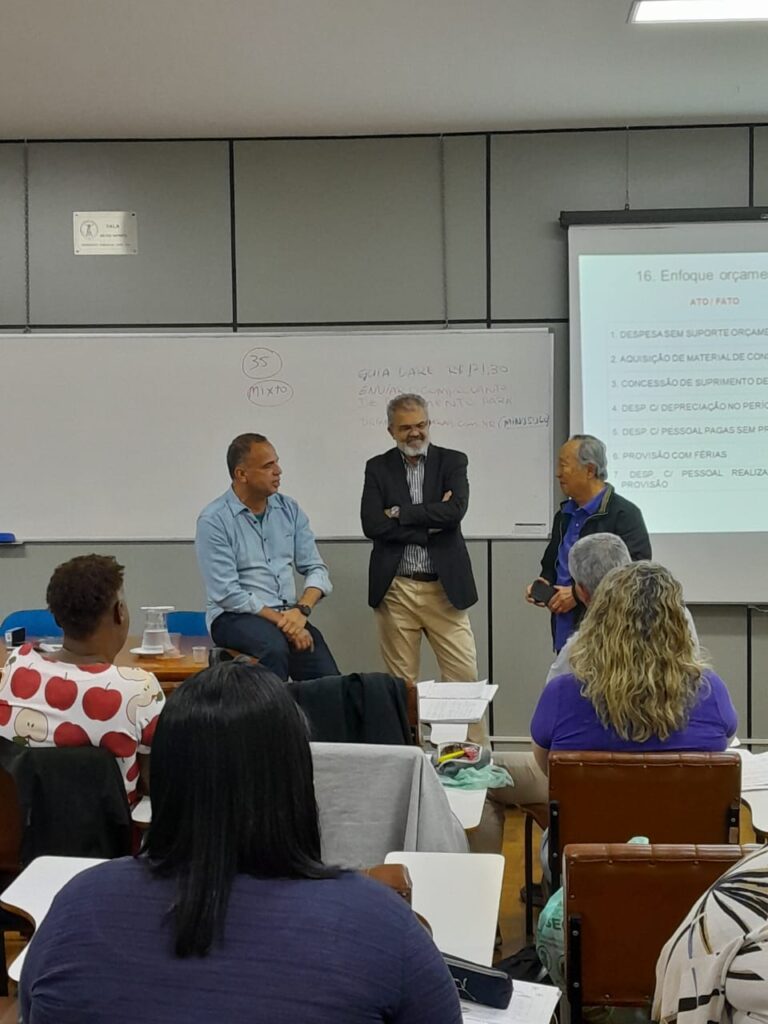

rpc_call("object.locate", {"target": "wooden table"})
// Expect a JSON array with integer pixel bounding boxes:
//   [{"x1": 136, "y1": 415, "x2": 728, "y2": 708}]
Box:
[
  {"x1": 0, "y1": 636, "x2": 211, "y2": 695},
  {"x1": 116, "y1": 636, "x2": 211, "y2": 691}
]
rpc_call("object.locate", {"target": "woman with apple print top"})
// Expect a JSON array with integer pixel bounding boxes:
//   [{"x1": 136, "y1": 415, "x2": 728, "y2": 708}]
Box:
[{"x1": 0, "y1": 554, "x2": 164, "y2": 804}]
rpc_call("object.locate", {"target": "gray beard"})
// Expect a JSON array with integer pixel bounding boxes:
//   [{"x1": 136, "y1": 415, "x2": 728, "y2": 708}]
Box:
[{"x1": 397, "y1": 439, "x2": 429, "y2": 457}]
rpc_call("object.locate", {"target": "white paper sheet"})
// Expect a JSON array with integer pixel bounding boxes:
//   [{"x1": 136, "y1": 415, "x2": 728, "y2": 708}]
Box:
[
  {"x1": 460, "y1": 980, "x2": 561, "y2": 1023},
  {"x1": 430, "y1": 723, "x2": 470, "y2": 743},
  {"x1": 419, "y1": 698, "x2": 488, "y2": 723},
  {"x1": 418, "y1": 680, "x2": 498, "y2": 701},
  {"x1": 736, "y1": 747, "x2": 768, "y2": 791}
]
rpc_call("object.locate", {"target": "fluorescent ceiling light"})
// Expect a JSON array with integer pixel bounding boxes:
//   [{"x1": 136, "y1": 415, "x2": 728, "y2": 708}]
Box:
[{"x1": 630, "y1": 1, "x2": 768, "y2": 22}]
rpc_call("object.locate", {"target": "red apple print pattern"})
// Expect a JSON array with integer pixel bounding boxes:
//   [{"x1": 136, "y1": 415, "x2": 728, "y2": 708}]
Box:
[
  {"x1": 44, "y1": 675, "x2": 78, "y2": 711},
  {"x1": 100, "y1": 733, "x2": 137, "y2": 759},
  {"x1": 11, "y1": 667, "x2": 42, "y2": 699},
  {"x1": 140, "y1": 717, "x2": 158, "y2": 747},
  {"x1": 82, "y1": 686, "x2": 122, "y2": 721},
  {"x1": 0, "y1": 650, "x2": 163, "y2": 800},
  {"x1": 53, "y1": 722, "x2": 90, "y2": 747}
]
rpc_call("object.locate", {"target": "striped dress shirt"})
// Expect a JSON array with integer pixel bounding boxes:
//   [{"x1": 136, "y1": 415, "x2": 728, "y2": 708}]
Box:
[{"x1": 397, "y1": 450, "x2": 435, "y2": 575}]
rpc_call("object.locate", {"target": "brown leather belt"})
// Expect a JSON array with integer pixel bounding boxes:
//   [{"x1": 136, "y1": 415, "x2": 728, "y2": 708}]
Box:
[{"x1": 397, "y1": 572, "x2": 439, "y2": 582}]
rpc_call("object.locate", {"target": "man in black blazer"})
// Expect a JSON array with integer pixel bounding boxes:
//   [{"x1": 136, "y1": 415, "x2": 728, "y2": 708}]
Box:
[{"x1": 361, "y1": 393, "x2": 478, "y2": 691}]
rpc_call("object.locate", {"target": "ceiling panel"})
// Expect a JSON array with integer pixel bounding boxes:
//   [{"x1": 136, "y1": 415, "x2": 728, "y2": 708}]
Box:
[{"x1": 1, "y1": 1, "x2": 767, "y2": 138}]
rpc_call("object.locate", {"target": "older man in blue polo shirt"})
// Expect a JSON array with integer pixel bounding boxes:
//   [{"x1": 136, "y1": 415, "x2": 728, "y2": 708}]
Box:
[
  {"x1": 527, "y1": 434, "x2": 651, "y2": 652},
  {"x1": 195, "y1": 432, "x2": 339, "y2": 680}
]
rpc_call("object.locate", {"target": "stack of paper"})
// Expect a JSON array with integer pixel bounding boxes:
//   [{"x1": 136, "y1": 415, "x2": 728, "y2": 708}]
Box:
[
  {"x1": 417, "y1": 680, "x2": 498, "y2": 724},
  {"x1": 735, "y1": 747, "x2": 768, "y2": 792},
  {"x1": 460, "y1": 979, "x2": 561, "y2": 1023},
  {"x1": 430, "y1": 723, "x2": 470, "y2": 744}
]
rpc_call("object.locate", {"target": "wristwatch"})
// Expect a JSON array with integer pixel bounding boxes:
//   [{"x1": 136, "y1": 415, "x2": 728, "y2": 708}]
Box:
[{"x1": 296, "y1": 603, "x2": 312, "y2": 618}]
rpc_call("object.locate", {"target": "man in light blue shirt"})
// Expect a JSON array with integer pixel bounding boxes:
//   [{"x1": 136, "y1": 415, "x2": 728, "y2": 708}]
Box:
[{"x1": 195, "y1": 432, "x2": 339, "y2": 681}]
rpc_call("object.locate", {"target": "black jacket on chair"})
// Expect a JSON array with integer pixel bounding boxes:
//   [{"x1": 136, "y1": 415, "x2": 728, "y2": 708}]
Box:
[
  {"x1": 288, "y1": 672, "x2": 412, "y2": 745},
  {"x1": 361, "y1": 444, "x2": 478, "y2": 610},
  {"x1": 0, "y1": 739, "x2": 132, "y2": 865}
]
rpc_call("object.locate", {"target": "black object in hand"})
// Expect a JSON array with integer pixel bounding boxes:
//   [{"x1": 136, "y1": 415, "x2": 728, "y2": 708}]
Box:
[{"x1": 530, "y1": 579, "x2": 557, "y2": 605}]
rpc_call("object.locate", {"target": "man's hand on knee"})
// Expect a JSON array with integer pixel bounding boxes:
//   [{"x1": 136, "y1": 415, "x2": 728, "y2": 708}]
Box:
[
  {"x1": 289, "y1": 628, "x2": 314, "y2": 652},
  {"x1": 277, "y1": 607, "x2": 307, "y2": 640}
]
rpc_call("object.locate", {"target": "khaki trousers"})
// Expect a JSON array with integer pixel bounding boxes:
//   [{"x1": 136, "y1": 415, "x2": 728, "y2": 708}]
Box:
[{"x1": 374, "y1": 576, "x2": 485, "y2": 743}]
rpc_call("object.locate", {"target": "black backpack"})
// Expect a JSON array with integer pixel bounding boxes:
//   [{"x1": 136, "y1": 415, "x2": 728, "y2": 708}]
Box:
[{"x1": 494, "y1": 944, "x2": 550, "y2": 983}]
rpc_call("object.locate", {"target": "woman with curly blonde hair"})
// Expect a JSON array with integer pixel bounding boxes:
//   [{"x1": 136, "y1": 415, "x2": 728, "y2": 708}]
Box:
[
  {"x1": 530, "y1": 561, "x2": 736, "y2": 772},
  {"x1": 470, "y1": 561, "x2": 736, "y2": 856}
]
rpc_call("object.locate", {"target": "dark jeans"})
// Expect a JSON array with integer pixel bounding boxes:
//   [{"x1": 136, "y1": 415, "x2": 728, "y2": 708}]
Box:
[{"x1": 210, "y1": 612, "x2": 339, "y2": 682}]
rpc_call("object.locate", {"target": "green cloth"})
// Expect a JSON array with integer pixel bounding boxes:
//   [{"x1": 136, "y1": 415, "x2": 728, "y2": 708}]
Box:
[{"x1": 439, "y1": 765, "x2": 513, "y2": 790}]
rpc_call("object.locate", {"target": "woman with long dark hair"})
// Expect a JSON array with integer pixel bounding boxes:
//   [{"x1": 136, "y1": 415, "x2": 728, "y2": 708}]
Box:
[{"x1": 20, "y1": 662, "x2": 461, "y2": 1023}]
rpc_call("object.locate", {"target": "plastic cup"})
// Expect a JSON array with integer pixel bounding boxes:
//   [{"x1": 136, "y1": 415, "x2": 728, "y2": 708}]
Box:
[{"x1": 192, "y1": 646, "x2": 208, "y2": 664}]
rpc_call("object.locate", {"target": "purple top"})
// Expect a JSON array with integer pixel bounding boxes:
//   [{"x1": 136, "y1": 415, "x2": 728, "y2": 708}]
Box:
[
  {"x1": 553, "y1": 488, "x2": 606, "y2": 652},
  {"x1": 21, "y1": 858, "x2": 462, "y2": 1024},
  {"x1": 531, "y1": 670, "x2": 737, "y2": 753}
]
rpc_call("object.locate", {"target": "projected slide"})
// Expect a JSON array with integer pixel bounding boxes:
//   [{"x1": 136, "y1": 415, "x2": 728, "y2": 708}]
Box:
[{"x1": 578, "y1": 250, "x2": 768, "y2": 534}]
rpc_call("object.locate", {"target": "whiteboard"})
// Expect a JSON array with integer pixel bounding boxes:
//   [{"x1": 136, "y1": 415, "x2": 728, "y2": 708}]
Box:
[{"x1": 0, "y1": 330, "x2": 553, "y2": 540}]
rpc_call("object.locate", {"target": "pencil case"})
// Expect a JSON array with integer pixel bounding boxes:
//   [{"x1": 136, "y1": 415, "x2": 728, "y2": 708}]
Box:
[{"x1": 443, "y1": 953, "x2": 513, "y2": 1008}]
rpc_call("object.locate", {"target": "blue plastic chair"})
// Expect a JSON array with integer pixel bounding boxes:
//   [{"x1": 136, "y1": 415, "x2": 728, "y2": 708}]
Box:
[
  {"x1": 166, "y1": 611, "x2": 208, "y2": 636},
  {"x1": 0, "y1": 609, "x2": 62, "y2": 637}
]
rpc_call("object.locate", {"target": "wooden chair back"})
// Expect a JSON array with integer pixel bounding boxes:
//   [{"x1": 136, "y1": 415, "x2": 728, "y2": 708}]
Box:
[
  {"x1": 0, "y1": 768, "x2": 25, "y2": 994},
  {"x1": 548, "y1": 751, "x2": 741, "y2": 888},
  {"x1": 363, "y1": 862, "x2": 413, "y2": 903},
  {"x1": 0, "y1": 769, "x2": 23, "y2": 876},
  {"x1": 563, "y1": 842, "x2": 757, "y2": 1021},
  {"x1": 363, "y1": 862, "x2": 433, "y2": 935}
]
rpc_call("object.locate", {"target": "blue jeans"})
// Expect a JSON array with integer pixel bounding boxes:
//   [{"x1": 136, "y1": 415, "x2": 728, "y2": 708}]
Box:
[{"x1": 210, "y1": 612, "x2": 339, "y2": 682}]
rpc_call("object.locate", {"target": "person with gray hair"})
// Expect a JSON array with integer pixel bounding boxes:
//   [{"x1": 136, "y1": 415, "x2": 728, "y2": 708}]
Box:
[
  {"x1": 548, "y1": 533, "x2": 699, "y2": 682},
  {"x1": 545, "y1": 533, "x2": 631, "y2": 681},
  {"x1": 526, "y1": 433, "x2": 651, "y2": 654},
  {"x1": 569, "y1": 532, "x2": 631, "y2": 602},
  {"x1": 361, "y1": 393, "x2": 480, "y2": 737}
]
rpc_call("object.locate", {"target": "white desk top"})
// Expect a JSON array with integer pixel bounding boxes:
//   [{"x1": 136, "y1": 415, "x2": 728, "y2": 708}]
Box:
[
  {"x1": 1, "y1": 855, "x2": 105, "y2": 982},
  {"x1": 131, "y1": 794, "x2": 151, "y2": 825},
  {"x1": 444, "y1": 786, "x2": 486, "y2": 830}
]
